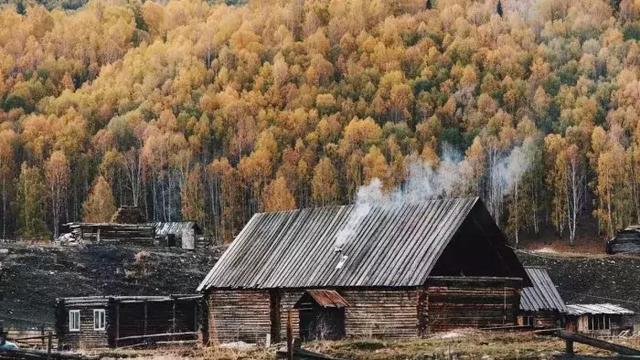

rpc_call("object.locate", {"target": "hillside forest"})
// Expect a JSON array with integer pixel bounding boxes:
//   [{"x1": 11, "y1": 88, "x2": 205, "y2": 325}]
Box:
[{"x1": 1, "y1": 0, "x2": 640, "y2": 245}]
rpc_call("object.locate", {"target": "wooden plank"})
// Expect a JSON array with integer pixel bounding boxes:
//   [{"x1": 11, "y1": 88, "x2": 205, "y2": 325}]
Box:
[{"x1": 556, "y1": 330, "x2": 640, "y2": 356}]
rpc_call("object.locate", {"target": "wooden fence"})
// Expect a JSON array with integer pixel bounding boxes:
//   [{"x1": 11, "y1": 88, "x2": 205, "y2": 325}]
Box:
[{"x1": 6, "y1": 329, "x2": 58, "y2": 350}]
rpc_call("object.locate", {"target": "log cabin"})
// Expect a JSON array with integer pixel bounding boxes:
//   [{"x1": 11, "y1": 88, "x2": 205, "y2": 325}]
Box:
[
  {"x1": 55, "y1": 295, "x2": 202, "y2": 350},
  {"x1": 197, "y1": 197, "x2": 532, "y2": 344},
  {"x1": 62, "y1": 221, "x2": 204, "y2": 250},
  {"x1": 565, "y1": 304, "x2": 635, "y2": 336},
  {"x1": 518, "y1": 267, "x2": 567, "y2": 329}
]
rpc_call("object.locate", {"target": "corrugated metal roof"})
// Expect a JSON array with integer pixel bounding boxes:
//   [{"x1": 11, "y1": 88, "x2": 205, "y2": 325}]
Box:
[
  {"x1": 520, "y1": 267, "x2": 567, "y2": 313},
  {"x1": 59, "y1": 294, "x2": 202, "y2": 306},
  {"x1": 150, "y1": 222, "x2": 199, "y2": 237},
  {"x1": 198, "y1": 197, "x2": 526, "y2": 290},
  {"x1": 567, "y1": 304, "x2": 635, "y2": 316},
  {"x1": 306, "y1": 290, "x2": 350, "y2": 308}
]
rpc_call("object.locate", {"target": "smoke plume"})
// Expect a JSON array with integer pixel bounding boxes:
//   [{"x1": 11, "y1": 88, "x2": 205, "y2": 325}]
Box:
[{"x1": 333, "y1": 138, "x2": 536, "y2": 251}]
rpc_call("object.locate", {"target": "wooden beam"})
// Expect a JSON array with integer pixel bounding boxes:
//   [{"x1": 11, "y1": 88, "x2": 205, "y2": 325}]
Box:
[
  {"x1": 557, "y1": 330, "x2": 640, "y2": 356},
  {"x1": 565, "y1": 339, "x2": 574, "y2": 355},
  {"x1": 115, "y1": 302, "x2": 120, "y2": 348},
  {"x1": 115, "y1": 331, "x2": 198, "y2": 342},
  {"x1": 287, "y1": 310, "x2": 293, "y2": 360},
  {"x1": 143, "y1": 301, "x2": 148, "y2": 336},
  {"x1": 193, "y1": 300, "x2": 198, "y2": 333},
  {"x1": 172, "y1": 300, "x2": 176, "y2": 335}
]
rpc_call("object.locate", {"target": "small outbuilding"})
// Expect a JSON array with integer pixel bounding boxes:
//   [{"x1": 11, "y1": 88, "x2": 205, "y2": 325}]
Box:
[
  {"x1": 151, "y1": 222, "x2": 204, "y2": 250},
  {"x1": 55, "y1": 295, "x2": 202, "y2": 350},
  {"x1": 65, "y1": 223, "x2": 156, "y2": 245},
  {"x1": 62, "y1": 221, "x2": 205, "y2": 250},
  {"x1": 198, "y1": 198, "x2": 531, "y2": 344},
  {"x1": 518, "y1": 267, "x2": 567, "y2": 328},
  {"x1": 606, "y1": 226, "x2": 640, "y2": 254},
  {"x1": 565, "y1": 304, "x2": 635, "y2": 336}
]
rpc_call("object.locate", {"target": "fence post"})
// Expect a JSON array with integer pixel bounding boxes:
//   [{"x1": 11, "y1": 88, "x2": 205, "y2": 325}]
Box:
[
  {"x1": 46, "y1": 332, "x2": 53, "y2": 359},
  {"x1": 41, "y1": 325, "x2": 45, "y2": 348}
]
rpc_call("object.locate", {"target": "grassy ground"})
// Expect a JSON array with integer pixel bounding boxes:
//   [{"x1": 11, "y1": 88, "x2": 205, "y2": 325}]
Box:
[{"x1": 87, "y1": 330, "x2": 640, "y2": 359}]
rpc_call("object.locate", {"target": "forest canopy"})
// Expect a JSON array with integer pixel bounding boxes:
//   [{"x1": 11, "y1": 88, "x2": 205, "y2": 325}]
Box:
[{"x1": 0, "y1": 0, "x2": 638, "y2": 244}]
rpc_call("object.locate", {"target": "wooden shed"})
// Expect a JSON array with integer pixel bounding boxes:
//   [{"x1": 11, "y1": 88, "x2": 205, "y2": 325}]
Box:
[
  {"x1": 565, "y1": 304, "x2": 635, "y2": 336},
  {"x1": 55, "y1": 295, "x2": 202, "y2": 350},
  {"x1": 198, "y1": 197, "x2": 531, "y2": 344},
  {"x1": 606, "y1": 226, "x2": 640, "y2": 254},
  {"x1": 518, "y1": 267, "x2": 567, "y2": 328},
  {"x1": 63, "y1": 221, "x2": 205, "y2": 250},
  {"x1": 65, "y1": 223, "x2": 156, "y2": 245},
  {"x1": 151, "y1": 222, "x2": 204, "y2": 250}
]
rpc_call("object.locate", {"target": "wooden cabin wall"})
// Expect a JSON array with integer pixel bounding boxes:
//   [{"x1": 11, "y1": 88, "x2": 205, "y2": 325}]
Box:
[
  {"x1": 278, "y1": 290, "x2": 304, "y2": 342},
  {"x1": 206, "y1": 290, "x2": 271, "y2": 344},
  {"x1": 74, "y1": 225, "x2": 155, "y2": 244},
  {"x1": 572, "y1": 314, "x2": 634, "y2": 336},
  {"x1": 276, "y1": 289, "x2": 420, "y2": 340},
  {"x1": 58, "y1": 305, "x2": 109, "y2": 349},
  {"x1": 426, "y1": 280, "x2": 521, "y2": 332},
  {"x1": 518, "y1": 311, "x2": 560, "y2": 329},
  {"x1": 532, "y1": 311, "x2": 560, "y2": 328},
  {"x1": 174, "y1": 300, "x2": 198, "y2": 333},
  {"x1": 342, "y1": 289, "x2": 420, "y2": 339}
]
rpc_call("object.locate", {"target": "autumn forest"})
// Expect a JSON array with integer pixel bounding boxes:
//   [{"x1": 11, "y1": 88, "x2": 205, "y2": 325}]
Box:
[{"x1": 1, "y1": 0, "x2": 639, "y2": 245}]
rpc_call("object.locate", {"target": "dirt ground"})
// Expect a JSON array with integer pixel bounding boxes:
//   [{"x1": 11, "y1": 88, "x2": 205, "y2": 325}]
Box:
[
  {"x1": 517, "y1": 250, "x2": 640, "y2": 313},
  {"x1": 86, "y1": 330, "x2": 640, "y2": 359},
  {"x1": 0, "y1": 241, "x2": 222, "y2": 329},
  {"x1": 2, "y1": 240, "x2": 640, "y2": 329}
]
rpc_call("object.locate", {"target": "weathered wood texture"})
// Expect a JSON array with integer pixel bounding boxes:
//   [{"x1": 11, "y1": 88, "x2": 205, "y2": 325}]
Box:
[
  {"x1": 208, "y1": 284, "x2": 528, "y2": 343},
  {"x1": 57, "y1": 296, "x2": 200, "y2": 349},
  {"x1": 518, "y1": 311, "x2": 561, "y2": 329},
  {"x1": 207, "y1": 290, "x2": 271, "y2": 344},
  {"x1": 276, "y1": 290, "x2": 419, "y2": 340},
  {"x1": 279, "y1": 290, "x2": 304, "y2": 341},
  {"x1": 342, "y1": 289, "x2": 419, "y2": 339},
  {"x1": 6, "y1": 330, "x2": 58, "y2": 349},
  {"x1": 69, "y1": 224, "x2": 155, "y2": 244},
  {"x1": 426, "y1": 279, "x2": 521, "y2": 332},
  {"x1": 556, "y1": 330, "x2": 640, "y2": 355},
  {"x1": 567, "y1": 314, "x2": 634, "y2": 336},
  {"x1": 57, "y1": 306, "x2": 109, "y2": 350}
]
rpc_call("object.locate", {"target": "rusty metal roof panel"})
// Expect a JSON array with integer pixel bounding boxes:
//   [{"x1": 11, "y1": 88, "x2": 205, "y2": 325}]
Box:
[
  {"x1": 567, "y1": 304, "x2": 635, "y2": 316},
  {"x1": 307, "y1": 290, "x2": 350, "y2": 308},
  {"x1": 197, "y1": 197, "x2": 522, "y2": 290},
  {"x1": 520, "y1": 267, "x2": 567, "y2": 313}
]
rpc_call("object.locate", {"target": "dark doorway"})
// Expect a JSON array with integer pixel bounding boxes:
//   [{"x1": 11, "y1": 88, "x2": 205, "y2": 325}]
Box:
[
  {"x1": 167, "y1": 234, "x2": 176, "y2": 247},
  {"x1": 294, "y1": 290, "x2": 348, "y2": 341}
]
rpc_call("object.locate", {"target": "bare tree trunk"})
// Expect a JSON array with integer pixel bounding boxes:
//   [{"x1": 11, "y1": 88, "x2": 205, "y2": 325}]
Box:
[
  {"x1": 514, "y1": 178, "x2": 519, "y2": 248},
  {"x1": 2, "y1": 178, "x2": 6, "y2": 239}
]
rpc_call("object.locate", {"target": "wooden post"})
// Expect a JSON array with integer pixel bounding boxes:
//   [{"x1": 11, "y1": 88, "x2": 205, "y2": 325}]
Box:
[
  {"x1": 287, "y1": 309, "x2": 293, "y2": 360},
  {"x1": 172, "y1": 299, "x2": 177, "y2": 335},
  {"x1": 565, "y1": 339, "x2": 574, "y2": 355},
  {"x1": 47, "y1": 332, "x2": 52, "y2": 359},
  {"x1": 41, "y1": 325, "x2": 45, "y2": 348},
  {"x1": 143, "y1": 301, "x2": 148, "y2": 338},
  {"x1": 557, "y1": 330, "x2": 640, "y2": 356},
  {"x1": 115, "y1": 301, "x2": 120, "y2": 348},
  {"x1": 193, "y1": 300, "x2": 198, "y2": 333}
]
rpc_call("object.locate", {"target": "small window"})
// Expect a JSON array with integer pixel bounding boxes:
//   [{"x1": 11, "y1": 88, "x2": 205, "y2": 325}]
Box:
[
  {"x1": 93, "y1": 309, "x2": 106, "y2": 331},
  {"x1": 69, "y1": 310, "x2": 80, "y2": 332},
  {"x1": 524, "y1": 315, "x2": 534, "y2": 327}
]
